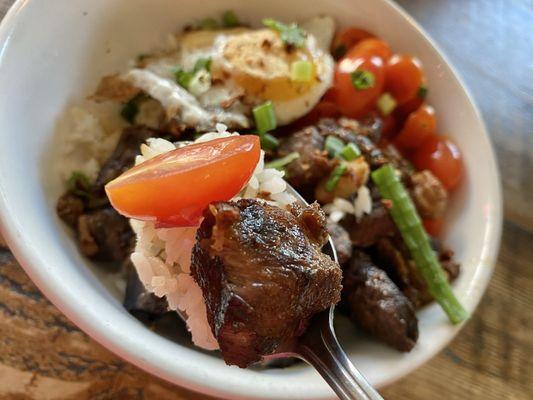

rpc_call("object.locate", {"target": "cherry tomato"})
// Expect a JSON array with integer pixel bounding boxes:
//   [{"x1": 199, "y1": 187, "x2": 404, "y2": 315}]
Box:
[
  {"x1": 333, "y1": 53, "x2": 385, "y2": 119},
  {"x1": 385, "y1": 55, "x2": 425, "y2": 105},
  {"x1": 394, "y1": 104, "x2": 436, "y2": 150},
  {"x1": 411, "y1": 135, "x2": 463, "y2": 190},
  {"x1": 350, "y1": 38, "x2": 392, "y2": 61},
  {"x1": 423, "y1": 218, "x2": 443, "y2": 236},
  {"x1": 297, "y1": 100, "x2": 341, "y2": 126},
  {"x1": 332, "y1": 27, "x2": 374, "y2": 58},
  {"x1": 106, "y1": 136, "x2": 260, "y2": 227}
]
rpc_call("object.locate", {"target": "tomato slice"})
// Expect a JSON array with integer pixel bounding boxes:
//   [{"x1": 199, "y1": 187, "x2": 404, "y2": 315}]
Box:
[
  {"x1": 296, "y1": 100, "x2": 341, "y2": 126},
  {"x1": 333, "y1": 54, "x2": 385, "y2": 119},
  {"x1": 332, "y1": 27, "x2": 374, "y2": 58},
  {"x1": 394, "y1": 104, "x2": 436, "y2": 150},
  {"x1": 411, "y1": 135, "x2": 463, "y2": 190},
  {"x1": 423, "y1": 218, "x2": 443, "y2": 236},
  {"x1": 385, "y1": 55, "x2": 425, "y2": 105},
  {"x1": 350, "y1": 38, "x2": 392, "y2": 61},
  {"x1": 106, "y1": 135, "x2": 261, "y2": 227}
]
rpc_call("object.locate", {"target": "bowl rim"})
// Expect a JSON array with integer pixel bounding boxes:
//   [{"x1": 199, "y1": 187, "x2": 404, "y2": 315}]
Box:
[{"x1": 0, "y1": 0, "x2": 503, "y2": 399}]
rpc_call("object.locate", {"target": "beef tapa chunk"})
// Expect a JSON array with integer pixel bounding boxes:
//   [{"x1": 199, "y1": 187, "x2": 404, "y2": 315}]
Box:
[
  {"x1": 327, "y1": 221, "x2": 352, "y2": 266},
  {"x1": 277, "y1": 126, "x2": 334, "y2": 194},
  {"x1": 341, "y1": 251, "x2": 418, "y2": 352},
  {"x1": 77, "y1": 208, "x2": 134, "y2": 265},
  {"x1": 191, "y1": 199, "x2": 342, "y2": 367}
]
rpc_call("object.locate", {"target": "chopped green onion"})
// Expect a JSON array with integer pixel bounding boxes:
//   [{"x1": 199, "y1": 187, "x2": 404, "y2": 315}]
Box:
[
  {"x1": 222, "y1": 10, "x2": 240, "y2": 27},
  {"x1": 193, "y1": 57, "x2": 212, "y2": 73},
  {"x1": 290, "y1": 60, "x2": 313, "y2": 82},
  {"x1": 198, "y1": 17, "x2": 220, "y2": 30},
  {"x1": 351, "y1": 70, "x2": 375, "y2": 90},
  {"x1": 325, "y1": 163, "x2": 348, "y2": 192},
  {"x1": 265, "y1": 152, "x2": 299, "y2": 170},
  {"x1": 120, "y1": 93, "x2": 145, "y2": 124},
  {"x1": 417, "y1": 84, "x2": 428, "y2": 99},
  {"x1": 253, "y1": 101, "x2": 277, "y2": 133},
  {"x1": 260, "y1": 133, "x2": 280, "y2": 151},
  {"x1": 339, "y1": 143, "x2": 361, "y2": 161},
  {"x1": 174, "y1": 67, "x2": 194, "y2": 89},
  {"x1": 188, "y1": 69, "x2": 212, "y2": 97},
  {"x1": 333, "y1": 44, "x2": 347, "y2": 60},
  {"x1": 371, "y1": 164, "x2": 468, "y2": 324},
  {"x1": 262, "y1": 18, "x2": 307, "y2": 48},
  {"x1": 175, "y1": 58, "x2": 212, "y2": 90},
  {"x1": 377, "y1": 92, "x2": 397, "y2": 116},
  {"x1": 67, "y1": 171, "x2": 92, "y2": 198},
  {"x1": 325, "y1": 135, "x2": 345, "y2": 158}
]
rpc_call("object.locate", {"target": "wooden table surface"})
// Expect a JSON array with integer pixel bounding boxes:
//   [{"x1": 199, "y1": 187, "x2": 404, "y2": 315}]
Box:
[{"x1": 1, "y1": 0, "x2": 531, "y2": 399}]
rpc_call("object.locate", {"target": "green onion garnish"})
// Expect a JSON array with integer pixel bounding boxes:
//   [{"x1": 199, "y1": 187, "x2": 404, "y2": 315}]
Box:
[
  {"x1": 265, "y1": 152, "x2": 300, "y2": 170},
  {"x1": 260, "y1": 133, "x2": 280, "y2": 151},
  {"x1": 351, "y1": 70, "x2": 375, "y2": 90},
  {"x1": 325, "y1": 135, "x2": 345, "y2": 158},
  {"x1": 417, "y1": 84, "x2": 428, "y2": 99},
  {"x1": 262, "y1": 18, "x2": 307, "y2": 48},
  {"x1": 222, "y1": 10, "x2": 240, "y2": 27},
  {"x1": 325, "y1": 163, "x2": 348, "y2": 192},
  {"x1": 377, "y1": 92, "x2": 397, "y2": 116},
  {"x1": 253, "y1": 101, "x2": 277, "y2": 133},
  {"x1": 198, "y1": 17, "x2": 220, "y2": 30},
  {"x1": 339, "y1": 143, "x2": 361, "y2": 161},
  {"x1": 174, "y1": 67, "x2": 194, "y2": 89},
  {"x1": 371, "y1": 164, "x2": 469, "y2": 324},
  {"x1": 174, "y1": 58, "x2": 212, "y2": 90},
  {"x1": 290, "y1": 60, "x2": 313, "y2": 82},
  {"x1": 67, "y1": 171, "x2": 92, "y2": 198}
]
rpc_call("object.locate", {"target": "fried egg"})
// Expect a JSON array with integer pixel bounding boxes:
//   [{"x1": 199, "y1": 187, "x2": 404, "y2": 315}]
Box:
[{"x1": 122, "y1": 17, "x2": 335, "y2": 130}]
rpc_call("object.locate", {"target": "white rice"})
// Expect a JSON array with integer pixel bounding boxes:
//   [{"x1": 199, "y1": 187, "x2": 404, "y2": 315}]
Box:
[
  {"x1": 130, "y1": 124, "x2": 296, "y2": 350},
  {"x1": 323, "y1": 185, "x2": 373, "y2": 223}
]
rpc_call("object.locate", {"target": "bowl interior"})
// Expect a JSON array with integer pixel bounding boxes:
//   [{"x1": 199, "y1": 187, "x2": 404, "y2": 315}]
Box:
[{"x1": 0, "y1": 0, "x2": 501, "y2": 399}]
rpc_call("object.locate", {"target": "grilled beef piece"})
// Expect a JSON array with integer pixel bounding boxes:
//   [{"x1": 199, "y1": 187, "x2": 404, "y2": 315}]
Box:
[
  {"x1": 341, "y1": 201, "x2": 396, "y2": 247},
  {"x1": 77, "y1": 208, "x2": 134, "y2": 265},
  {"x1": 93, "y1": 125, "x2": 158, "y2": 193},
  {"x1": 277, "y1": 126, "x2": 333, "y2": 194},
  {"x1": 327, "y1": 221, "x2": 353, "y2": 266},
  {"x1": 341, "y1": 251, "x2": 418, "y2": 351},
  {"x1": 191, "y1": 199, "x2": 342, "y2": 367},
  {"x1": 373, "y1": 236, "x2": 460, "y2": 308},
  {"x1": 56, "y1": 193, "x2": 85, "y2": 228}
]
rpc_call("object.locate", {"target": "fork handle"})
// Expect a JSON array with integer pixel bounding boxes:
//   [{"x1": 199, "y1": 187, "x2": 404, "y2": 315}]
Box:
[{"x1": 295, "y1": 309, "x2": 384, "y2": 400}]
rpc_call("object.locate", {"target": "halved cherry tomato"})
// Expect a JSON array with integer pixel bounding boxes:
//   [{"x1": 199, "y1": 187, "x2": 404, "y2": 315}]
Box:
[
  {"x1": 350, "y1": 38, "x2": 392, "y2": 61},
  {"x1": 411, "y1": 135, "x2": 463, "y2": 190},
  {"x1": 106, "y1": 136, "x2": 260, "y2": 227},
  {"x1": 385, "y1": 55, "x2": 425, "y2": 105},
  {"x1": 394, "y1": 104, "x2": 436, "y2": 150},
  {"x1": 297, "y1": 100, "x2": 341, "y2": 126},
  {"x1": 423, "y1": 218, "x2": 443, "y2": 236},
  {"x1": 332, "y1": 27, "x2": 374, "y2": 58},
  {"x1": 333, "y1": 53, "x2": 385, "y2": 119}
]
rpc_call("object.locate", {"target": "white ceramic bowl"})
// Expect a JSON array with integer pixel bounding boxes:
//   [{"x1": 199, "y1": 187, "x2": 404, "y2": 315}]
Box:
[{"x1": 0, "y1": 0, "x2": 502, "y2": 399}]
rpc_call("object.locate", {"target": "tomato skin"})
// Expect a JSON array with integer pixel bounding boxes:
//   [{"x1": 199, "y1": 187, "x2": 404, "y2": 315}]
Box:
[
  {"x1": 332, "y1": 27, "x2": 374, "y2": 58},
  {"x1": 333, "y1": 54, "x2": 385, "y2": 119},
  {"x1": 423, "y1": 218, "x2": 444, "y2": 236},
  {"x1": 350, "y1": 38, "x2": 392, "y2": 61},
  {"x1": 394, "y1": 104, "x2": 436, "y2": 150},
  {"x1": 106, "y1": 136, "x2": 261, "y2": 227},
  {"x1": 411, "y1": 135, "x2": 463, "y2": 190},
  {"x1": 380, "y1": 113, "x2": 398, "y2": 141},
  {"x1": 385, "y1": 55, "x2": 425, "y2": 105}
]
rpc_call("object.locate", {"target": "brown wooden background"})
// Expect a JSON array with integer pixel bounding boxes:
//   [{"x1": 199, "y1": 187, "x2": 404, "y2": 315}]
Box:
[{"x1": 1, "y1": 0, "x2": 531, "y2": 399}]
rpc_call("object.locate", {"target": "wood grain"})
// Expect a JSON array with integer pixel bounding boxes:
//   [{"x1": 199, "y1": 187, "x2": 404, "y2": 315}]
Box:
[{"x1": 0, "y1": 0, "x2": 532, "y2": 399}]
